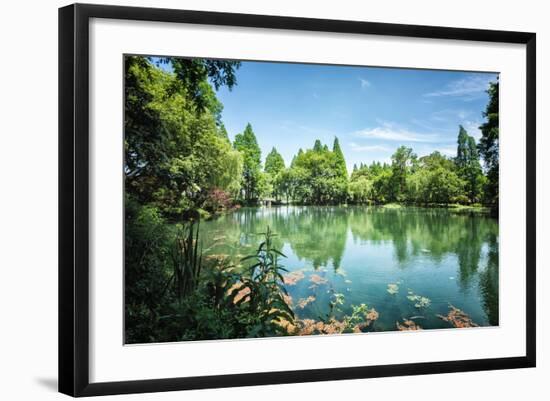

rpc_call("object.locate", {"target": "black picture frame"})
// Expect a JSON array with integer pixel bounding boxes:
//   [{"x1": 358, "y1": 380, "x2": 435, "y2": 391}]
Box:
[{"x1": 59, "y1": 3, "x2": 536, "y2": 397}]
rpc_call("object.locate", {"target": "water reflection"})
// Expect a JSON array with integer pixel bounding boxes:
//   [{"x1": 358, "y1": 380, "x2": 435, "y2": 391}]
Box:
[
  {"x1": 200, "y1": 206, "x2": 499, "y2": 328},
  {"x1": 479, "y1": 232, "x2": 499, "y2": 325}
]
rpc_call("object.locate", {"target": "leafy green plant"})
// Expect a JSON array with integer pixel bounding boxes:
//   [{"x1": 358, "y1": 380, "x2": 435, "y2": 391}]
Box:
[
  {"x1": 171, "y1": 221, "x2": 203, "y2": 301},
  {"x1": 229, "y1": 226, "x2": 295, "y2": 337}
]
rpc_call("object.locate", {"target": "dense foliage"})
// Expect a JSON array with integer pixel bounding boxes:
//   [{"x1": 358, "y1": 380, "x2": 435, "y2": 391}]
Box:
[
  {"x1": 125, "y1": 207, "x2": 294, "y2": 342},
  {"x1": 124, "y1": 56, "x2": 243, "y2": 218}
]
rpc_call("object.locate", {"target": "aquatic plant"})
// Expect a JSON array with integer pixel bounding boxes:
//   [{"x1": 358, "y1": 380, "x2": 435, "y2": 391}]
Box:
[
  {"x1": 282, "y1": 293, "x2": 293, "y2": 307},
  {"x1": 281, "y1": 303, "x2": 379, "y2": 336},
  {"x1": 296, "y1": 296, "x2": 316, "y2": 309},
  {"x1": 437, "y1": 305, "x2": 478, "y2": 328},
  {"x1": 406, "y1": 291, "x2": 431, "y2": 308},
  {"x1": 228, "y1": 226, "x2": 296, "y2": 337},
  {"x1": 171, "y1": 221, "x2": 203, "y2": 301},
  {"x1": 310, "y1": 274, "x2": 329, "y2": 286},
  {"x1": 282, "y1": 269, "x2": 305, "y2": 286},
  {"x1": 387, "y1": 283, "x2": 399, "y2": 295},
  {"x1": 348, "y1": 304, "x2": 379, "y2": 332},
  {"x1": 227, "y1": 282, "x2": 251, "y2": 304},
  {"x1": 297, "y1": 319, "x2": 347, "y2": 335},
  {"x1": 160, "y1": 226, "x2": 299, "y2": 341}
]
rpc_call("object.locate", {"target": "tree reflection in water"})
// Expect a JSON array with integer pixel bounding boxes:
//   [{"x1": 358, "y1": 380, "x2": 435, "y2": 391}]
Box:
[{"x1": 200, "y1": 206, "x2": 499, "y2": 328}]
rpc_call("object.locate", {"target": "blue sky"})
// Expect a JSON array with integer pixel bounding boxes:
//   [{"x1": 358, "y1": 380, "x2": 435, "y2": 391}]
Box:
[{"x1": 213, "y1": 61, "x2": 498, "y2": 171}]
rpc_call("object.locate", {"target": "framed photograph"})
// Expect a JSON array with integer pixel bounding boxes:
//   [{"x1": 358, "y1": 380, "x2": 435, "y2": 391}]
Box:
[{"x1": 59, "y1": 3, "x2": 536, "y2": 397}]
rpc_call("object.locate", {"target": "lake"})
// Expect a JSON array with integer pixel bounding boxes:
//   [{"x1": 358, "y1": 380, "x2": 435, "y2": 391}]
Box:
[{"x1": 200, "y1": 206, "x2": 499, "y2": 332}]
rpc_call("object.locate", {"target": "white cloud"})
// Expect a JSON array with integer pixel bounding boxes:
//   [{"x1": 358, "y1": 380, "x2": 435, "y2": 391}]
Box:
[
  {"x1": 438, "y1": 146, "x2": 457, "y2": 157},
  {"x1": 349, "y1": 143, "x2": 391, "y2": 152},
  {"x1": 359, "y1": 78, "x2": 371, "y2": 89},
  {"x1": 413, "y1": 144, "x2": 457, "y2": 159},
  {"x1": 462, "y1": 120, "x2": 483, "y2": 140},
  {"x1": 424, "y1": 75, "x2": 493, "y2": 100},
  {"x1": 353, "y1": 122, "x2": 442, "y2": 143},
  {"x1": 429, "y1": 109, "x2": 471, "y2": 123}
]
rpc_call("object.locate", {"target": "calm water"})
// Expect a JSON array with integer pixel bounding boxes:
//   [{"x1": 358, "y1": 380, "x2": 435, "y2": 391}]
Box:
[{"x1": 201, "y1": 206, "x2": 499, "y2": 331}]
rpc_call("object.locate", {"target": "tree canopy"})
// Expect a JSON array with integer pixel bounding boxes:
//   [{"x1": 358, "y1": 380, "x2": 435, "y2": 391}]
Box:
[
  {"x1": 233, "y1": 123, "x2": 263, "y2": 202},
  {"x1": 478, "y1": 79, "x2": 499, "y2": 210},
  {"x1": 124, "y1": 56, "x2": 243, "y2": 216}
]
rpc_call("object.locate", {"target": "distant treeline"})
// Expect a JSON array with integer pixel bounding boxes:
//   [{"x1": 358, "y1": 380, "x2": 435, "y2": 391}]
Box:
[{"x1": 125, "y1": 56, "x2": 499, "y2": 220}]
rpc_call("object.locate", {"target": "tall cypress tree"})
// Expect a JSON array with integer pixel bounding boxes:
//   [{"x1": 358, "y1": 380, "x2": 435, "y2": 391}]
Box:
[
  {"x1": 265, "y1": 147, "x2": 286, "y2": 202},
  {"x1": 332, "y1": 137, "x2": 348, "y2": 178},
  {"x1": 234, "y1": 123, "x2": 262, "y2": 202},
  {"x1": 455, "y1": 126, "x2": 484, "y2": 203},
  {"x1": 456, "y1": 125, "x2": 469, "y2": 169},
  {"x1": 265, "y1": 147, "x2": 285, "y2": 175},
  {"x1": 313, "y1": 139, "x2": 323, "y2": 152},
  {"x1": 478, "y1": 80, "x2": 499, "y2": 209}
]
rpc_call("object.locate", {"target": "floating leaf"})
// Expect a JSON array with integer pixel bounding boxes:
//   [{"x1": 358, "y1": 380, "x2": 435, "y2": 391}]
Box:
[
  {"x1": 282, "y1": 270, "x2": 305, "y2": 286},
  {"x1": 309, "y1": 274, "x2": 328, "y2": 286},
  {"x1": 296, "y1": 296, "x2": 316, "y2": 309},
  {"x1": 406, "y1": 292, "x2": 431, "y2": 308},
  {"x1": 297, "y1": 319, "x2": 347, "y2": 335},
  {"x1": 365, "y1": 308, "x2": 379, "y2": 323},
  {"x1": 387, "y1": 283, "x2": 399, "y2": 295},
  {"x1": 437, "y1": 305, "x2": 478, "y2": 328}
]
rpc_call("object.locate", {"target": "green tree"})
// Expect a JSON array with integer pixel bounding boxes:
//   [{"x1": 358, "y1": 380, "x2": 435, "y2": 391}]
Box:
[
  {"x1": 124, "y1": 56, "x2": 242, "y2": 216},
  {"x1": 390, "y1": 146, "x2": 416, "y2": 201},
  {"x1": 274, "y1": 168, "x2": 295, "y2": 204},
  {"x1": 234, "y1": 123, "x2": 262, "y2": 203},
  {"x1": 265, "y1": 147, "x2": 285, "y2": 176},
  {"x1": 168, "y1": 57, "x2": 240, "y2": 112},
  {"x1": 313, "y1": 139, "x2": 323, "y2": 152},
  {"x1": 332, "y1": 137, "x2": 348, "y2": 178},
  {"x1": 455, "y1": 126, "x2": 485, "y2": 203},
  {"x1": 371, "y1": 167, "x2": 393, "y2": 203},
  {"x1": 349, "y1": 176, "x2": 373, "y2": 204},
  {"x1": 407, "y1": 152, "x2": 465, "y2": 204},
  {"x1": 456, "y1": 125, "x2": 470, "y2": 169},
  {"x1": 291, "y1": 148, "x2": 347, "y2": 205},
  {"x1": 478, "y1": 80, "x2": 499, "y2": 210},
  {"x1": 265, "y1": 147, "x2": 286, "y2": 201}
]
